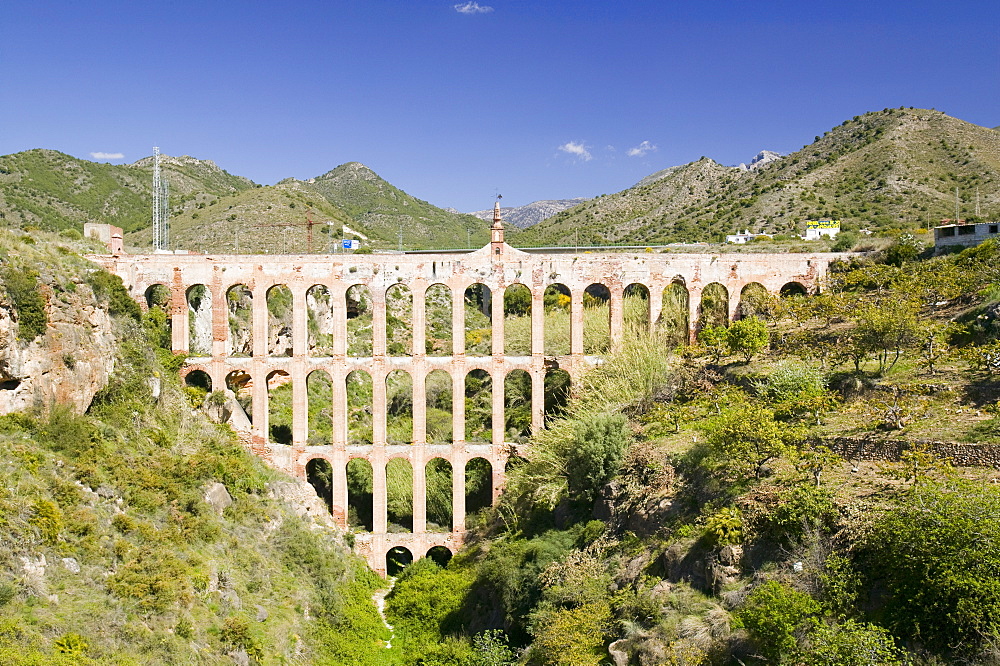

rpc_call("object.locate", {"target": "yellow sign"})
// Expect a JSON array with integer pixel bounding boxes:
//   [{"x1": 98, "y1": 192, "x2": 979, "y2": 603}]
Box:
[{"x1": 807, "y1": 219, "x2": 840, "y2": 229}]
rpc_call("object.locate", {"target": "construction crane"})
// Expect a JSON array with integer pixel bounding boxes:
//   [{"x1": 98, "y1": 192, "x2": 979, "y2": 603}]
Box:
[{"x1": 254, "y1": 209, "x2": 324, "y2": 253}]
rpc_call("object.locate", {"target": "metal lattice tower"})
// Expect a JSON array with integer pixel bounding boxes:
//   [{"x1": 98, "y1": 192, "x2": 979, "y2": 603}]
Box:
[{"x1": 152, "y1": 147, "x2": 169, "y2": 251}]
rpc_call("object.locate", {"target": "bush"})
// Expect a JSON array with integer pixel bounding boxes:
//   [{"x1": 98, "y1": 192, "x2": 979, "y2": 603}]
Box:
[
  {"x1": 737, "y1": 580, "x2": 820, "y2": 662},
  {"x1": 1, "y1": 266, "x2": 48, "y2": 340},
  {"x1": 566, "y1": 412, "x2": 628, "y2": 503},
  {"x1": 726, "y1": 316, "x2": 769, "y2": 363}
]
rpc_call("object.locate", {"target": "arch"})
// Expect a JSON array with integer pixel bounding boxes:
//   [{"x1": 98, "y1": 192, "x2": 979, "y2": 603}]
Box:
[
  {"x1": 624, "y1": 283, "x2": 651, "y2": 332},
  {"x1": 386, "y1": 546, "x2": 413, "y2": 576},
  {"x1": 386, "y1": 370, "x2": 413, "y2": 445},
  {"x1": 184, "y1": 369, "x2": 211, "y2": 406},
  {"x1": 266, "y1": 284, "x2": 293, "y2": 357},
  {"x1": 465, "y1": 369, "x2": 492, "y2": 442},
  {"x1": 386, "y1": 458, "x2": 413, "y2": 533},
  {"x1": 386, "y1": 283, "x2": 413, "y2": 356},
  {"x1": 738, "y1": 282, "x2": 773, "y2": 321},
  {"x1": 426, "y1": 546, "x2": 453, "y2": 568},
  {"x1": 464, "y1": 283, "x2": 492, "y2": 356},
  {"x1": 346, "y1": 458, "x2": 373, "y2": 532},
  {"x1": 266, "y1": 369, "x2": 292, "y2": 445},
  {"x1": 346, "y1": 284, "x2": 373, "y2": 357},
  {"x1": 306, "y1": 370, "x2": 333, "y2": 445},
  {"x1": 425, "y1": 370, "x2": 453, "y2": 444},
  {"x1": 544, "y1": 284, "x2": 571, "y2": 356},
  {"x1": 583, "y1": 283, "x2": 610, "y2": 355},
  {"x1": 698, "y1": 282, "x2": 729, "y2": 331},
  {"x1": 504, "y1": 369, "x2": 532, "y2": 442},
  {"x1": 424, "y1": 283, "x2": 453, "y2": 356},
  {"x1": 306, "y1": 284, "x2": 334, "y2": 356},
  {"x1": 465, "y1": 457, "x2": 493, "y2": 519},
  {"x1": 186, "y1": 284, "x2": 212, "y2": 356},
  {"x1": 306, "y1": 458, "x2": 333, "y2": 513},
  {"x1": 544, "y1": 368, "x2": 571, "y2": 424},
  {"x1": 226, "y1": 370, "x2": 252, "y2": 424},
  {"x1": 504, "y1": 283, "x2": 532, "y2": 355},
  {"x1": 226, "y1": 284, "x2": 253, "y2": 357},
  {"x1": 346, "y1": 370, "x2": 373, "y2": 446},
  {"x1": 426, "y1": 457, "x2": 453, "y2": 532},
  {"x1": 659, "y1": 281, "x2": 689, "y2": 346},
  {"x1": 780, "y1": 281, "x2": 809, "y2": 298},
  {"x1": 144, "y1": 284, "x2": 170, "y2": 310}
]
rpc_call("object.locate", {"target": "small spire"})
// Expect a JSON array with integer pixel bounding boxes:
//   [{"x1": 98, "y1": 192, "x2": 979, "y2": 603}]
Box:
[
  {"x1": 490, "y1": 195, "x2": 504, "y2": 254},
  {"x1": 493, "y1": 194, "x2": 503, "y2": 227}
]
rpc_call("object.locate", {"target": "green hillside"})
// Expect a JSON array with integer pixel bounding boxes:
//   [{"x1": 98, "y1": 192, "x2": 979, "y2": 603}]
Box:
[
  {"x1": 519, "y1": 108, "x2": 1000, "y2": 247},
  {"x1": 0, "y1": 150, "x2": 254, "y2": 234}
]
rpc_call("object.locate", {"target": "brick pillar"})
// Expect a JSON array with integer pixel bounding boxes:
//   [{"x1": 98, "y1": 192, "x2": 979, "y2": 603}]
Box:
[
  {"x1": 728, "y1": 285, "x2": 740, "y2": 323},
  {"x1": 332, "y1": 368, "x2": 347, "y2": 445},
  {"x1": 251, "y1": 284, "x2": 269, "y2": 442},
  {"x1": 333, "y1": 286, "x2": 348, "y2": 358},
  {"x1": 252, "y1": 285, "x2": 268, "y2": 358},
  {"x1": 412, "y1": 280, "x2": 427, "y2": 357},
  {"x1": 412, "y1": 366, "x2": 427, "y2": 443},
  {"x1": 609, "y1": 285, "x2": 624, "y2": 353},
  {"x1": 491, "y1": 286, "x2": 504, "y2": 356},
  {"x1": 171, "y1": 273, "x2": 188, "y2": 353},
  {"x1": 530, "y1": 288, "x2": 544, "y2": 356},
  {"x1": 452, "y1": 286, "x2": 465, "y2": 356},
  {"x1": 649, "y1": 284, "x2": 663, "y2": 329},
  {"x1": 291, "y1": 366, "x2": 307, "y2": 446},
  {"x1": 452, "y1": 366, "x2": 465, "y2": 443},
  {"x1": 412, "y1": 453, "x2": 427, "y2": 533},
  {"x1": 452, "y1": 454, "x2": 466, "y2": 533},
  {"x1": 531, "y1": 367, "x2": 545, "y2": 434},
  {"x1": 211, "y1": 281, "x2": 227, "y2": 358},
  {"x1": 372, "y1": 453, "x2": 387, "y2": 534},
  {"x1": 688, "y1": 286, "x2": 702, "y2": 344},
  {"x1": 292, "y1": 286, "x2": 307, "y2": 357},
  {"x1": 372, "y1": 292, "x2": 387, "y2": 358},
  {"x1": 492, "y1": 368, "x2": 505, "y2": 447},
  {"x1": 372, "y1": 368, "x2": 387, "y2": 445},
  {"x1": 331, "y1": 451, "x2": 348, "y2": 528},
  {"x1": 570, "y1": 288, "x2": 584, "y2": 357},
  {"x1": 491, "y1": 455, "x2": 505, "y2": 504},
  {"x1": 252, "y1": 364, "x2": 268, "y2": 443}
]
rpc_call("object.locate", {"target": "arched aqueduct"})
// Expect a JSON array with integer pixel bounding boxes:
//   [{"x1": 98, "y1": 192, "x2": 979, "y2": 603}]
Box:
[{"x1": 92, "y1": 236, "x2": 837, "y2": 573}]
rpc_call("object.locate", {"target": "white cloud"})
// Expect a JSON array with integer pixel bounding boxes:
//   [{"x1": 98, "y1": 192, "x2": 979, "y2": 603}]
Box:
[
  {"x1": 90, "y1": 152, "x2": 124, "y2": 160},
  {"x1": 454, "y1": 2, "x2": 493, "y2": 14},
  {"x1": 627, "y1": 141, "x2": 657, "y2": 157},
  {"x1": 558, "y1": 141, "x2": 592, "y2": 161}
]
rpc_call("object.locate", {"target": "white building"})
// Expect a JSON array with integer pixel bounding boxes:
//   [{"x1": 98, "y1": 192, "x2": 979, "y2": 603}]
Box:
[{"x1": 804, "y1": 219, "x2": 840, "y2": 241}]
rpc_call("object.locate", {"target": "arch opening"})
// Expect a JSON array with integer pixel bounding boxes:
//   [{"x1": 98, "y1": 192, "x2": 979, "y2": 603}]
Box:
[
  {"x1": 424, "y1": 284, "x2": 453, "y2": 356},
  {"x1": 184, "y1": 369, "x2": 211, "y2": 406},
  {"x1": 504, "y1": 284, "x2": 532, "y2": 355},
  {"x1": 465, "y1": 369, "x2": 492, "y2": 443},
  {"x1": 386, "y1": 547, "x2": 413, "y2": 576},
  {"x1": 144, "y1": 284, "x2": 172, "y2": 350},
  {"x1": 426, "y1": 546, "x2": 452, "y2": 568},
  {"x1": 583, "y1": 283, "x2": 610, "y2": 355},
  {"x1": 464, "y1": 283, "x2": 492, "y2": 356},
  {"x1": 698, "y1": 282, "x2": 729, "y2": 332},
  {"x1": 346, "y1": 370, "x2": 373, "y2": 446},
  {"x1": 186, "y1": 284, "x2": 212, "y2": 356},
  {"x1": 306, "y1": 458, "x2": 333, "y2": 514},
  {"x1": 307, "y1": 370, "x2": 333, "y2": 445},
  {"x1": 426, "y1": 457, "x2": 453, "y2": 532},
  {"x1": 347, "y1": 458, "x2": 374, "y2": 532},
  {"x1": 624, "y1": 283, "x2": 651, "y2": 333},
  {"x1": 738, "y1": 282, "x2": 774, "y2": 321},
  {"x1": 145, "y1": 284, "x2": 170, "y2": 310},
  {"x1": 425, "y1": 370, "x2": 453, "y2": 444},
  {"x1": 659, "y1": 281, "x2": 690, "y2": 346},
  {"x1": 544, "y1": 368, "x2": 571, "y2": 424},
  {"x1": 780, "y1": 282, "x2": 808, "y2": 298},
  {"x1": 346, "y1": 284, "x2": 373, "y2": 357},
  {"x1": 386, "y1": 284, "x2": 413, "y2": 356},
  {"x1": 267, "y1": 370, "x2": 293, "y2": 445},
  {"x1": 306, "y1": 285, "x2": 334, "y2": 356},
  {"x1": 266, "y1": 284, "x2": 293, "y2": 357},
  {"x1": 386, "y1": 370, "x2": 413, "y2": 445},
  {"x1": 504, "y1": 370, "x2": 532, "y2": 442},
  {"x1": 544, "y1": 284, "x2": 571, "y2": 356},
  {"x1": 466, "y1": 457, "x2": 493, "y2": 521},
  {"x1": 386, "y1": 458, "x2": 413, "y2": 533},
  {"x1": 225, "y1": 284, "x2": 253, "y2": 357},
  {"x1": 226, "y1": 370, "x2": 252, "y2": 424}
]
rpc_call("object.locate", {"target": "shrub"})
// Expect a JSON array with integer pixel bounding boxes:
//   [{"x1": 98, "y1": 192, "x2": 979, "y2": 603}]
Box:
[
  {"x1": 566, "y1": 412, "x2": 628, "y2": 503},
  {"x1": 1, "y1": 266, "x2": 48, "y2": 341},
  {"x1": 737, "y1": 580, "x2": 820, "y2": 662},
  {"x1": 704, "y1": 506, "x2": 743, "y2": 545},
  {"x1": 726, "y1": 316, "x2": 769, "y2": 363},
  {"x1": 85, "y1": 269, "x2": 141, "y2": 321}
]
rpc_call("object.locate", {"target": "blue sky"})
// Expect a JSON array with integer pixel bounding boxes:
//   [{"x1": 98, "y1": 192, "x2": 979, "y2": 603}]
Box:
[{"x1": 2, "y1": 0, "x2": 997, "y2": 211}]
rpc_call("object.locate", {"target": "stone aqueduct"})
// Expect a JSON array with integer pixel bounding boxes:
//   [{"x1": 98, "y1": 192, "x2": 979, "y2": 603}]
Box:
[{"x1": 93, "y1": 233, "x2": 837, "y2": 573}]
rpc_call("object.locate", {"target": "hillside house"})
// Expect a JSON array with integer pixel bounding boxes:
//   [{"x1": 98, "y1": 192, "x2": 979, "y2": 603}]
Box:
[{"x1": 934, "y1": 221, "x2": 1000, "y2": 252}]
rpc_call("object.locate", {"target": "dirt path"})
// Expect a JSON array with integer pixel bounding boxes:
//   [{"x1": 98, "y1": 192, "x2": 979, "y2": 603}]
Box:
[{"x1": 371, "y1": 578, "x2": 396, "y2": 649}]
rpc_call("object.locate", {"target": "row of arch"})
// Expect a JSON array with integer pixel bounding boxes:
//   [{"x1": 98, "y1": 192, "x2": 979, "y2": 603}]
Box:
[
  {"x1": 151, "y1": 279, "x2": 811, "y2": 358},
  {"x1": 184, "y1": 366, "x2": 571, "y2": 445}
]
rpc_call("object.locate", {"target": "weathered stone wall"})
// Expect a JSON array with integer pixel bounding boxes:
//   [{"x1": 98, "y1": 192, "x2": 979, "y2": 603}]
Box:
[{"x1": 822, "y1": 436, "x2": 1000, "y2": 468}]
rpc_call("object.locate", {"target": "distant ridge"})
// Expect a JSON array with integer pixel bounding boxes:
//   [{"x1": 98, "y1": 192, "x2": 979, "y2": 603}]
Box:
[{"x1": 467, "y1": 198, "x2": 589, "y2": 229}]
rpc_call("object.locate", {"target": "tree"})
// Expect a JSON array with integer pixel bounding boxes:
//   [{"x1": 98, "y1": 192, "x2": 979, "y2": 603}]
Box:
[
  {"x1": 851, "y1": 297, "x2": 920, "y2": 375},
  {"x1": 727, "y1": 316, "x2": 769, "y2": 363},
  {"x1": 697, "y1": 324, "x2": 728, "y2": 363},
  {"x1": 565, "y1": 412, "x2": 628, "y2": 503},
  {"x1": 705, "y1": 404, "x2": 803, "y2": 479},
  {"x1": 737, "y1": 580, "x2": 820, "y2": 662}
]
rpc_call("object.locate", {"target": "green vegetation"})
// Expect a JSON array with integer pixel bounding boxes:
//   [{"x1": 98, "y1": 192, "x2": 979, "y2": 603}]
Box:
[{"x1": 1, "y1": 266, "x2": 48, "y2": 340}]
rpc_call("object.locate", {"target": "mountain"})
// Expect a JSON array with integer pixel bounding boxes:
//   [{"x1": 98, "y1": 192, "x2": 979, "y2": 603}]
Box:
[
  {"x1": 0, "y1": 149, "x2": 254, "y2": 234},
  {"x1": 518, "y1": 108, "x2": 1000, "y2": 246},
  {"x1": 737, "y1": 149, "x2": 783, "y2": 171},
  {"x1": 467, "y1": 198, "x2": 590, "y2": 229}
]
